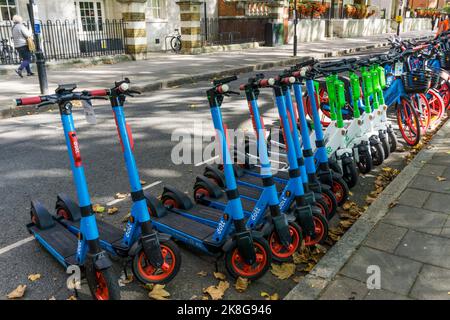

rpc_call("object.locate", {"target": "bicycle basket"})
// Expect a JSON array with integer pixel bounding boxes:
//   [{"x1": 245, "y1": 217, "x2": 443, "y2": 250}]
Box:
[
  {"x1": 439, "y1": 52, "x2": 450, "y2": 69},
  {"x1": 401, "y1": 70, "x2": 431, "y2": 94},
  {"x1": 427, "y1": 68, "x2": 441, "y2": 89}
]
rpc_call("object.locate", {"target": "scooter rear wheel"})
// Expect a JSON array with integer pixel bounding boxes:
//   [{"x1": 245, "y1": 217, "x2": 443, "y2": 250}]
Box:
[
  {"x1": 303, "y1": 212, "x2": 328, "y2": 246},
  {"x1": 85, "y1": 265, "x2": 121, "y2": 300},
  {"x1": 269, "y1": 222, "x2": 302, "y2": 263},
  {"x1": 225, "y1": 237, "x2": 271, "y2": 281},
  {"x1": 315, "y1": 197, "x2": 330, "y2": 219},
  {"x1": 331, "y1": 174, "x2": 350, "y2": 207},
  {"x1": 320, "y1": 187, "x2": 338, "y2": 220},
  {"x1": 132, "y1": 240, "x2": 181, "y2": 284}
]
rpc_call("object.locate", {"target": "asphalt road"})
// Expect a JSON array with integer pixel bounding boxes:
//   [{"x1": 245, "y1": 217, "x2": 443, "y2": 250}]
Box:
[{"x1": 0, "y1": 48, "x2": 410, "y2": 300}]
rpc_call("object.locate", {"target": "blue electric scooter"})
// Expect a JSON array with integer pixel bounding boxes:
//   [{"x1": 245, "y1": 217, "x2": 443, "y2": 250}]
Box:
[
  {"x1": 16, "y1": 85, "x2": 121, "y2": 300},
  {"x1": 197, "y1": 75, "x2": 328, "y2": 246},
  {"x1": 147, "y1": 76, "x2": 272, "y2": 280},
  {"x1": 54, "y1": 79, "x2": 181, "y2": 285},
  {"x1": 171, "y1": 75, "x2": 303, "y2": 262}
]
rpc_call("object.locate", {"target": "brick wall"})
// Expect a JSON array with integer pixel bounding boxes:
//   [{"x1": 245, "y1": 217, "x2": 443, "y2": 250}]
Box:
[{"x1": 218, "y1": 0, "x2": 245, "y2": 17}]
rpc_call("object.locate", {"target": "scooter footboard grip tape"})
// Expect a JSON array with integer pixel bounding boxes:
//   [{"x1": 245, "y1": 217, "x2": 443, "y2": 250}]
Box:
[
  {"x1": 89, "y1": 89, "x2": 108, "y2": 96},
  {"x1": 18, "y1": 96, "x2": 42, "y2": 106}
]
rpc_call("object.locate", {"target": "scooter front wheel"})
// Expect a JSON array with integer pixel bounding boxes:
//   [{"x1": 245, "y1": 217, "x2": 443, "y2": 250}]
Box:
[
  {"x1": 370, "y1": 141, "x2": 385, "y2": 166},
  {"x1": 357, "y1": 149, "x2": 373, "y2": 175},
  {"x1": 388, "y1": 129, "x2": 398, "y2": 153},
  {"x1": 303, "y1": 212, "x2": 328, "y2": 247},
  {"x1": 342, "y1": 159, "x2": 359, "y2": 189},
  {"x1": 269, "y1": 222, "x2": 302, "y2": 263},
  {"x1": 132, "y1": 240, "x2": 181, "y2": 284},
  {"x1": 331, "y1": 174, "x2": 350, "y2": 206},
  {"x1": 85, "y1": 265, "x2": 121, "y2": 300},
  {"x1": 225, "y1": 237, "x2": 271, "y2": 281}
]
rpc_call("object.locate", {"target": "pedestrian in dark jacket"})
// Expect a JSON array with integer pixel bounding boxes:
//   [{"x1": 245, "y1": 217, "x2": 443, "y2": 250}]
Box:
[{"x1": 12, "y1": 15, "x2": 34, "y2": 78}]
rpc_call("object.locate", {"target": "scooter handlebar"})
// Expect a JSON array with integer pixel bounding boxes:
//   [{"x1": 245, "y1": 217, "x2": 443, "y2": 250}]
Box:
[
  {"x1": 88, "y1": 89, "x2": 110, "y2": 97},
  {"x1": 15, "y1": 96, "x2": 43, "y2": 106}
]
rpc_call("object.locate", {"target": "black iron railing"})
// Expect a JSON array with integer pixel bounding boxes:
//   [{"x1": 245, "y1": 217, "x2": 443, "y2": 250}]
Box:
[
  {"x1": 201, "y1": 17, "x2": 268, "y2": 46},
  {"x1": 0, "y1": 19, "x2": 125, "y2": 65}
]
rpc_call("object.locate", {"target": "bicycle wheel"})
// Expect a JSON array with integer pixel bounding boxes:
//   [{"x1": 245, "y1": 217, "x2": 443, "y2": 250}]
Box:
[
  {"x1": 397, "y1": 98, "x2": 421, "y2": 146},
  {"x1": 437, "y1": 82, "x2": 450, "y2": 109},
  {"x1": 426, "y1": 88, "x2": 445, "y2": 125},
  {"x1": 170, "y1": 37, "x2": 182, "y2": 53},
  {"x1": 413, "y1": 94, "x2": 431, "y2": 134},
  {"x1": 305, "y1": 87, "x2": 332, "y2": 127}
]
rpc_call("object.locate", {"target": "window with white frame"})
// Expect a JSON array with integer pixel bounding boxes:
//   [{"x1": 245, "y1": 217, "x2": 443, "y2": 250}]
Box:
[
  {"x1": 0, "y1": 0, "x2": 17, "y2": 22},
  {"x1": 147, "y1": 0, "x2": 166, "y2": 20},
  {"x1": 75, "y1": 1, "x2": 104, "y2": 32}
]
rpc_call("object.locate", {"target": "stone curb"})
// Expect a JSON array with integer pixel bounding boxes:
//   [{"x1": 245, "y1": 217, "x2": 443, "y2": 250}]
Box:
[
  {"x1": 1, "y1": 34, "x2": 431, "y2": 119},
  {"x1": 284, "y1": 118, "x2": 450, "y2": 300}
]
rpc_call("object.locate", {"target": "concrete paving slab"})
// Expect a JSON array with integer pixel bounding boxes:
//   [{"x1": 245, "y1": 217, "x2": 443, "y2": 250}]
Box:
[
  {"x1": 396, "y1": 230, "x2": 450, "y2": 270},
  {"x1": 397, "y1": 188, "x2": 430, "y2": 208},
  {"x1": 339, "y1": 246, "x2": 423, "y2": 295},
  {"x1": 410, "y1": 264, "x2": 450, "y2": 300},
  {"x1": 319, "y1": 276, "x2": 368, "y2": 300},
  {"x1": 364, "y1": 223, "x2": 409, "y2": 253}
]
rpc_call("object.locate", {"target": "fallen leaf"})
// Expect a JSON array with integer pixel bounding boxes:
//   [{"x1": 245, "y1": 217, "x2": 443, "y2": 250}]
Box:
[
  {"x1": 7, "y1": 285, "x2": 26, "y2": 299},
  {"x1": 107, "y1": 207, "x2": 119, "y2": 215},
  {"x1": 342, "y1": 202, "x2": 353, "y2": 211},
  {"x1": 389, "y1": 201, "x2": 398, "y2": 209},
  {"x1": 148, "y1": 284, "x2": 170, "y2": 300},
  {"x1": 303, "y1": 262, "x2": 316, "y2": 272},
  {"x1": 48, "y1": 296, "x2": 56, "y2": 300},
  {"x1": 203, "y1": 281, "x2": 230, "y2": 300},
  {"x1": 437, "y1": 176, "x2": 447, "y2": 182},
  {"x1": 261, "y1": 291, "x2": 279, "y2": 300},
  {"x1": 349, "y1": 191, "x2": 354, "y2": 196},
  {"x1": 92, "y1": 204, "x2": 105, "y2": 213},
  {"x1": 190, "y1": 295, "x2": 198, "y2": 300},
  {"x1": 235, "y1": 277, "x2": 249, "y2": 293},
  {"x1": 202, "y1": 295, "x2": 209, "y2": 300},
  {"x1": 270, "y1": 263, "x2": 296, "y2": 280},
  {"x1": 292, "y1": 252, "x2": 309, "y2": 265},
  {"x1": 339, "y1": 220, "x2": 354, "y2": 229},
  {"x1": 197, "y1": 271, "x2": 207, "y2": 277},
  {"x1": 140, "y1": 180, "x2": 147, "y2": 185},
  {"x1": 115, "y1": 193, "x2": 128, "y2": 199},
  {"x1": 365, "y1": 195, "x2": 376, "y2": 204},
  {"x1": 118, "y1": 274, "x2": 133, "y2": 287},
  {"x1": 122, "y1": 213, "x2": 131, "y2": 223},
  {"x1": 213, "y1": 272, "x2": 227, "y2": 281},
  {"x1": 67, "y1": 295, "x2": 77, "y2": 300},
  {"x1": 292, "y1": 276, "x2": 302, "y2": 283},
  {"x1": 28, "y1": 274, "x2": 41, "y2": 282}
]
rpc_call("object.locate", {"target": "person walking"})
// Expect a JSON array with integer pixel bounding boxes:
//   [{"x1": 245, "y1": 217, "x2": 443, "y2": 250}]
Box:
[
  {"x1": 12, "y1": 15, "x2": 34, "y2": 78},
  {"x1": 436, "y1": 15, "x2": 450, "y2": 38}
]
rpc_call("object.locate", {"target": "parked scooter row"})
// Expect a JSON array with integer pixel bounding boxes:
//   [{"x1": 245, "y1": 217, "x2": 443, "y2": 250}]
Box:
[{"x1": 15, "y1": 33, "x2": 450, "y2": 300}]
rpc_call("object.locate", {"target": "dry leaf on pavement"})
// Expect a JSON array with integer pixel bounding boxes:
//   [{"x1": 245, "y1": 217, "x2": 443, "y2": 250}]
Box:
[
  {"x1": 107, "y1": 207, "x2": 119, "y2": 215},
  {"x1": 92, "y1": 204, "x2": 105, "y2": 213},
  {"x1": 261, "y1": 292, "x2": 279, "y2": 300},
  {"x1": 270, "y1": 263, "x2": 296, "y2": 280},
  {"x1": 203, "y1": 281, "x2": 230, "y2": 300},
  {"x1": 213, "y1": 272, "x2": 227, "y2": 281},
  {"x1": 148, "y1": 284, "x2": 170, "y2": 300},
  {"x1": 437, "y1": 176, "x2": 447, "y2": 182},
  {"x1": 140, "y1": 180, "x2": 147, "y2": 185},
  {"x1": 28, "y1": 274, "x2": 41, "y2": 282},
  {"x1": 235, "y1": 277, "x2": 249, "y2": 293},
  {"x1": 115, "y1": 193, "x2": 128, "y2": 199},
  {"x1": 197, "y1": 271, "x2": 207, "y2": 277},
  {"x1": 7, "y1": 285, "x2": 26, "y2": 299},
  {"x1": 67, "y1": 295, "x2": 77, "y2": 300}
]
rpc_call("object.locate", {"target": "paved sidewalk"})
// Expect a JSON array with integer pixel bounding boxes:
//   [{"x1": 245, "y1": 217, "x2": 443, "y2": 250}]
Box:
[
  {"x1": 0, "y1": 30, "x2": 433, "y2": 118},
  {"x1": 286, "y1": 119, "x2": 450, "y2": 300}
]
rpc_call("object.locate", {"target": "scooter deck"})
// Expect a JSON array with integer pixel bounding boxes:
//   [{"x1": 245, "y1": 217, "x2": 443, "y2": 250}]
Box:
[
  {"x1": 153, "y1": 210, "x2": 216, "y2": 241},
  {"x1": 202, "y1": 194, "x2": 257, "y2": 215},
  {"x1": 237, "y1": 173, "x2": 286, "y2": 191},
  {"x1": 60, "y1": 219, "x2": 124, "y2": 247},
  {"x1": 29, "y1": 223, "x2": 78, "y2": 266}
]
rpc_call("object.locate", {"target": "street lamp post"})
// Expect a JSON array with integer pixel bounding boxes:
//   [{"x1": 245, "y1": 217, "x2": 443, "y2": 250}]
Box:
[
  {"x1": 27, "y1": 0, "x2": 48, "y2": 95},
  {"x1": 293, "y1": 0, "x2": 298, "y2": 56}
]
